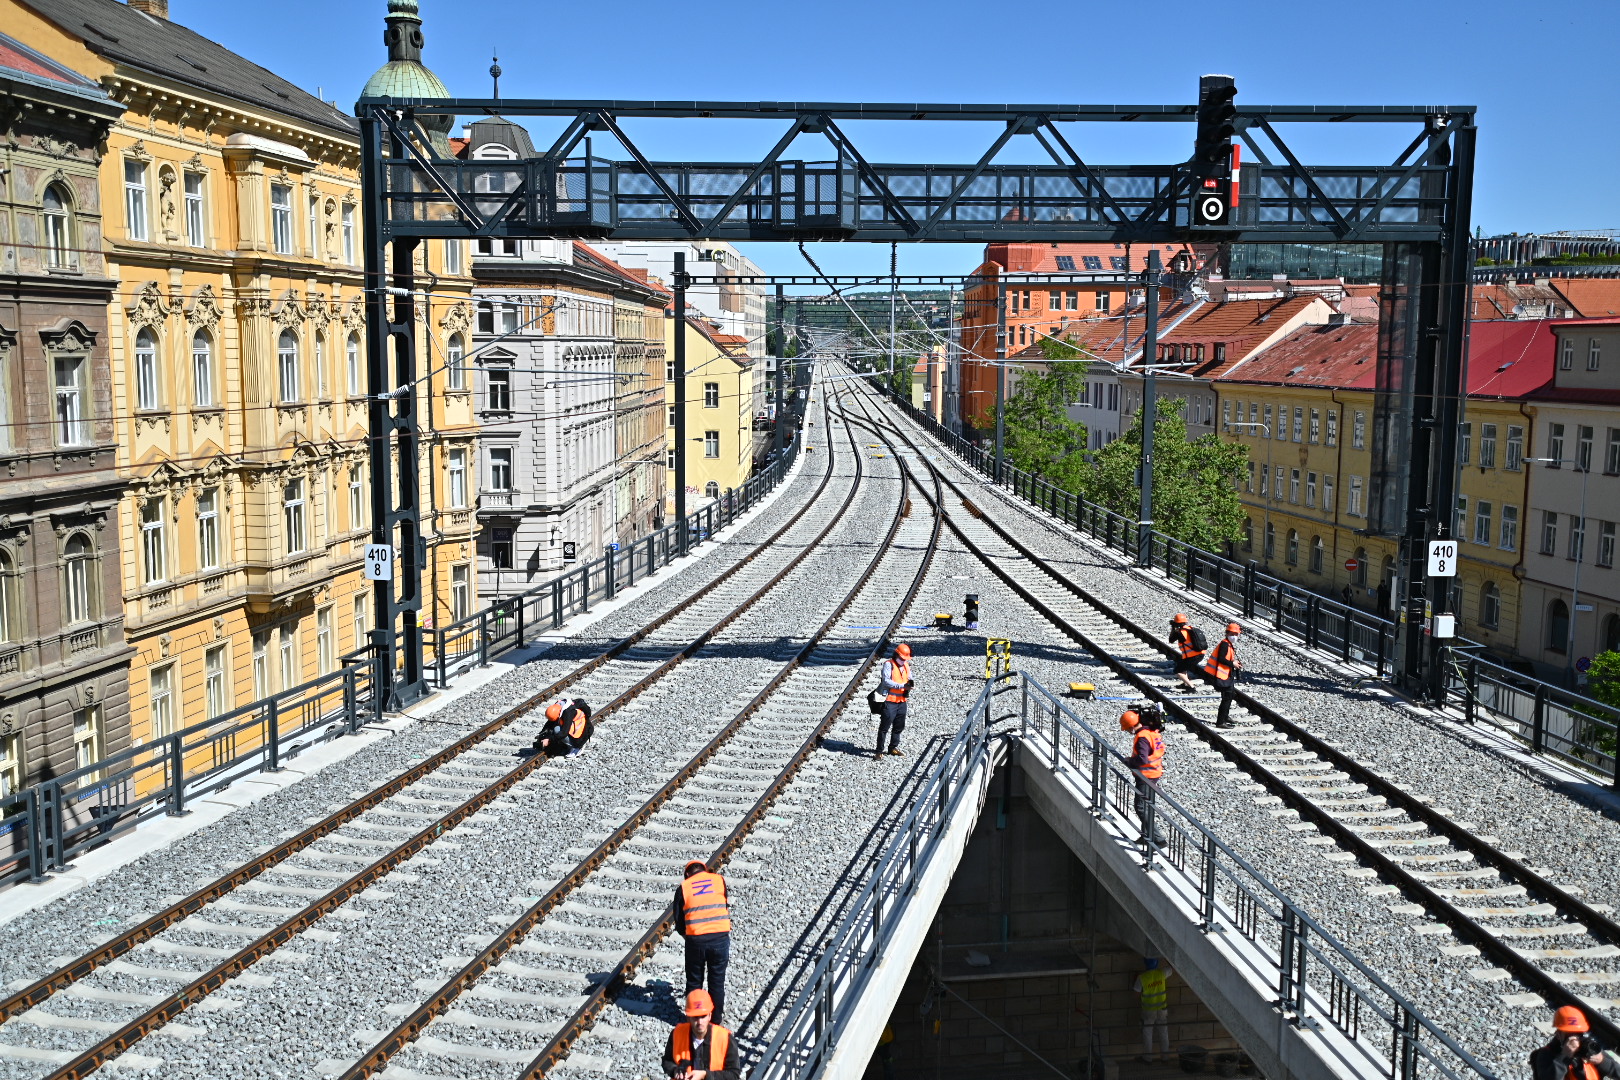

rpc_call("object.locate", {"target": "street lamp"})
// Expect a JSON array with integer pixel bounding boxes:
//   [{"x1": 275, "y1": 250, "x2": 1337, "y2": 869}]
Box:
[{"x1": 1526, "y1": 455, "x2": 1591, "y2": 683}]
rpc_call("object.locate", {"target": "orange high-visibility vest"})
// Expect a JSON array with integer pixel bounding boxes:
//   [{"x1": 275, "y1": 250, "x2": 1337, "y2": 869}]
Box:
[
  {"x1": 680, "y1": 872, "x2": 732, "y2": 935},
  {"x1": 565, "y1": 705, "x2": 588, "y2": 740},
  {"x1": 1203, "y1": 639, "x2": 1236, "y2": 681},
  {"x1": 672, "y1": 1022, "x2": 731, "y2": 1071},
  {"x1": 885, "y1": 660, "x2": 911, "y2": 704},
  {"x1": 1173, "y1": 626, "x2": 1203, "y2": 660},
  {"x1": 1134, "y1": 729, "x2": 1165, "y2": 780}
]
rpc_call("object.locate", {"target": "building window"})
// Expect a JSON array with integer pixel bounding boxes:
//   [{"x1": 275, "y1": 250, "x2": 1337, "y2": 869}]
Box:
[
  {"x1": 54, "y1": 355, "x2": 88, "y2": 446},
  {"x1": 342, "y1": 204, "x2": 355, "y2": 264},
  {"x1": 1459, "y1": 423, "x2": 1471, "y2": 464},
  {"x1": 63, "y1": 532, "x2": 94, "y2": 625},
  {"x1": 1222, "y1": 400, "x2": 1231, "y2": 430},
  {"x1": 1292, "y1": 407, "x2": 1303, "y2": 442},
  {"x1": 500, "y1": 305, "x2": 518, "y2": 334},
  {"x1": 1309, "y1": 536, "x2": 1324, "y2": 573},
  {"x1": 1457, "y1": 495, "x2": 1467, "y2": 537},
  {"x1": 74, "y1": 705, "x2": 102, "y2": 776},
  {"x1": 1305, "y1": 472, "x2": 1317, "y2": 507},
  {"x1": 1353, "y1": 547, "x2": 1369, "y2": 587},
  {"x1": 43, "y1": 184, "x2": 72, "y2": 267},
  {"x1": 252, "y1": 631, "x2": 270, "y2": 698},
  {"x1": 1561, "y1": 338, "x2": 1575, "y2": 370},
  {"x1": 1601, "y1": 521, "x2": 1617, "y2": 569},
  {"x1": 1590, "y1": 338, "x2": 1603, "y2": 371},
  {"x1": 317, "y1": 607, "x2": 334, "y2": 674},
  {"x1": 347, "y1": 333, "x2": 362, "y2": 397},
  {"x1": 665, "y1": 359, "x2": 675, "y2": 383},
  {"x1": 1289, "y1": 469, "x2": 1300, "y2": 503},
  {"x1": 1245, "y1": 461, "x2": 1254, "y2": 493},
  {"x1": 1323, "y1": 475, "x2": 1335, "y2": 512},
  {"x1": 1473, "y1": 501, "x2": 1492, "y2": 545},
  {"x1": 1243, "y1": 518, "x2": 1253, "y2": 550},
  {"x1": 1272, "y1": 467, "x2": 1283, "y2": 501},
  {"x1": 1506, "y1": 426, "x2": 1524, "y2": 471},
  {"x1": 1262, "y1": 403, "x2": 1272, "y2": 436},
  {"x1": 0, "y1": 732, "x2": 17, "y2": 798},
  {"x1": 444, "y1": 237, "x2": 462, "y2": 275},
  {"x1": 270, "y1": 182, "x2": 293, "y2": 254},
  {"x1": 0, "y1": 549, "x2": 15, "y2": 644},
  {"x1": 1286, "y1": 529, "x2": 1299, "y2": 565},
  {"x1": 1325, "y1": 410, "x2": 1337, "y2": 447},
  {"x1": 314, "y1": 333, "x2": 328, "y2": 399},
  {"x1": 489, "y1": 446, "x2": 514, "y2": 490},
  {"x1": 1348, "y1": 476, "x2": 1364, "y2": 517},
  {"x1": 704, "y1": 382, "x2": 720, "y2": 408},
  {"x1": 491, "y1": 528, "x2": 514, "y2": 570},
  {"x1": 205, "y1": 645, "x2": 228, "y2": 719},
  {"x1": 141, "y1": 497, "x2": 166, "y2": 584},
  {"x1": 124, "y1": 160, "x2": 148, "y2": 240},
  {"x1": 704, "y1": 430, "x2": 720, "y2": 458},
  {"x1": 1541, "y1": 510, "x2": 1559, "y2": 556},
  {"x1": 1259, "y1": 465, "x2": 1269, "y2": 498},
  {"x1": 279, "y1": 626, "x2": 298, "y2": 691},
  {"x1": 198, "y1": 487, "x2": 220, "y2": 570},
  {"x1": 706, "y1": 481, "x2": 721, "y2": 500},
  {"x1": 1500, "y1": 505, "x2": 1519, "y2": 551},
  {"x1": 192, "y1": 331, "x2": 214, "y2": 407},
  {"x1": 476, "y1": 303, "x2": 495, "y2": 334},
  {"x1": 353, "y1": 594, "x2": 368, "y2": 652},
  {"x1": 1309, "y1": 409, "x2": 1320, "y2": 444},
  {"x1": 668, "y1": 404, "x2": 677, "y2": 427},
  {"x1": 1608, "y1": 430, "x2": 1620, "y2": 476},
  {"x1": 1263, "y1": 523, "x2": 1275, "y2": 559},
  {"x1": 135, "y1": 328, "x2": 160, "y2": 411},
  {"x1": 446, "y1": 333, "x2": 467, "y2": 391},
  {"x1": 487, "y1": 369, "x2": 511, "y2": 412},
  {"x1": 277, "y1": 330, "x2": 300, "y2": 402},
  {"x1": 1479, "y1": 424, "x2": 1497, "y2": 468},
  {"x1": 1548, "y1": 423, "x2": 1565, "y2": 465},
  {"x1": 150, "y1": 664, "x2": 175, "y2": 738},
  {"x1": 1352, "y1": 411, "x2": 1366, "y2": 449},
  {"x1": 184, "y1": 172, "x2": 205, "y2": 247},
  {"x1": 1481, "y1": 583, "x2": 1501, "y2": 629},
  {"x1": 447, "y1": 447, "x2": 468, "y2": 508},
  {"x1": 1578, "y1": 425, "x2": 1594, "y2": 472},
  {"x1": 349, "y1": 466, "x2": 365, "y2": 530},
  {"x1": 1548, "y1": 599, "x2": 1570, "y2": 653},
  {"x1": 307, "y1": 192, "x2": 319, "y2": 256},
  {"x1": 283, "y1": 479, "x2": 307, "y2": 556},
  {"x1": 1571, "y1": 516, "x2": 1588, "y2": 562},
  {"x1": 1094, "y1": 291, "x2": 1109, "y2": 311},
  {"x1": 1054, "y1": 255, "x2": 1075, "y2": 271},
  {"x1": 451, "y1": 564, "x2": 470, "y2": 621}
]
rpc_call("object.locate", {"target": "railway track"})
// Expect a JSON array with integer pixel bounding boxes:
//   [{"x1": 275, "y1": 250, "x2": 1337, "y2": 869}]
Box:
[
  {"x1": 0, "y1": 390, "x2": 891, "y2": 1076},
  {"x1": 838, "y1": 377, "x2": 1620, "y2": 1044},
  {"x1": 330, "y1": 402, "x2": 943, "y2": 1078}
]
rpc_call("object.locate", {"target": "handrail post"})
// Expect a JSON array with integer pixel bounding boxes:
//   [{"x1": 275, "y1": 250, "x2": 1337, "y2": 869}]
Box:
[
  {"x1": 168, "y1": 733, "x2": 189, "y2": 815},
  {"x1": 1532, "y1": 684, "x2": 1547, "y2": 753},
  {"x1": 1243, "y1": 561, "x2": 1257, "y2": 619},
  {"x1": 344, "y1": 667, "x2": 360, "y2": 735},
  {"x1": 1465, "y1": 657, "x2": 1477, "y2": 724},
  {"x1": 1199, "y1": 833, "x2": 1218, "y2": 932},
  {"x1": 266, "y1": 698, "x2": 283, "y2": 773},
  {"x1": 1089, "y1": 738, "x2": 1104, "y2": 816},
  {"x1": 1141, "y1": 783, "x2": 1157, "y2": 871},
  {"x1": 24, "y1": 785, "x2": 46, "y2": 882},
  {"x1": 516, "y1": 596, "x2": 527, "y2": 649},
  {"x1": 1375, "y1": 624, "x2": 1388, "y2": 677},
  {"x1": 581, "y1": 564, "x2": 590, "y2": 613},
  {"x1": 436, "y1": 623, "x2": 449, "y2": 688},
  {"x1": 478, "y1": 610, "x2": 490, "y2": 667},
  {"x1": 1279, "y1": 904, "x2": 1298, "y2": 1011}
]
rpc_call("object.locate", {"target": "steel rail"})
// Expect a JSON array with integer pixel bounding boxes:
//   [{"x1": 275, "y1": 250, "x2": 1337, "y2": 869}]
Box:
[
  {"x1": 343, "y1": 395, "x2": 941, "y2": 1077},
  {"x1": 30, "y1": 398, "x2": 873, "y2": 1079},
  {"x1": 843, "y1": 385, "x2": 1620, "y2": 1049}
]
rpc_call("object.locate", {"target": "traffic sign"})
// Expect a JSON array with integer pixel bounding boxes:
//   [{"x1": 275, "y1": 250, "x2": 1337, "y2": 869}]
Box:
[
  {"x1": 363, "y1": 544, "x2": 393, "y2": 581},
  {"x1": 1344, "y1": 557, "x2": 1359, "y2": 573},
  {"x1": 1193, "y1": 185, "x2": 1230, "y2": 227},
  {"x1": 1426, "y1": 540, "x2": 1459, "y2": 577},
  {"x1": 1577, "y1": 656, "x2": 1592, "y2": 673}
]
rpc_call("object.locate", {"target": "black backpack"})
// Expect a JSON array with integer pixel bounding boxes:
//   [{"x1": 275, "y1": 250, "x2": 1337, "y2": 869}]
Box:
[{"x1": 1188, "y1": 626, "x2": 1209, "y2": 652}]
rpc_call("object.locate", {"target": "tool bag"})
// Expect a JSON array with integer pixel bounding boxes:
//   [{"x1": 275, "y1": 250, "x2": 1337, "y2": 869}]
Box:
[{"x1": 867, "y1": 687, "x2": 886, "y2": 714}]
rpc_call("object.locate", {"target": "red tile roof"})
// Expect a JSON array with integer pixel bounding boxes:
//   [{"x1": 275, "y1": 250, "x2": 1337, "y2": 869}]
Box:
[
  {"x1": 0, "y1": 31, "x2": 99, "y2": 88},
  {"x1": 572, "y1": 241, "x2": 672, "y2": 297},
  {"x1": 1550, "y1": 279, "x2": 1620, "y2": 318},
  {"x1": 1216, "y1": 322, "x2": 1380, "y2": 390},
  {"x1": 1465, "y1": 320, "x2": 1556, "y2": 399}
]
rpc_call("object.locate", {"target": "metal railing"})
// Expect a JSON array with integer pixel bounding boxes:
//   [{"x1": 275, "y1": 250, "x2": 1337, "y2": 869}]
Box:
[
  {"x1": 871, "y1": 381, "x2": 1620, "y2": 789},
  {"x1": 0, "y1": 439, "x2": 804, "y2": 893},
  {"x1": 752, "y1": 674, "x2": 1498, "y2": 1080}
]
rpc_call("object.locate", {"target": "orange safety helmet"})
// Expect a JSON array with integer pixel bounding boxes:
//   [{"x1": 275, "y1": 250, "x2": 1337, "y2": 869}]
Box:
[
  {"x1": 1554, "y1": 1006, "x2": 1590, "y2": 1033},
  {"x1": 894, "y1": 643, "x2": 912, "y2": 659},
  {"x1": 1226, "y1": 622, "x2": 1243, "y2": 635},
  {"x1": 684, "y1": 859, "x2": 709, "y2": 877},
  {"x1": 685, "y1": 989, "x2": 715, "y2": 1017},
  {"x1": 1172, "y1": 613, "x2": 1189, "y2": 624},
  {"x1": 1120, "y1": 710, "x2": 1141, "y2": 731},
  {"x1": 544, "y1": 701, "x2": 563, "y2": 721}
]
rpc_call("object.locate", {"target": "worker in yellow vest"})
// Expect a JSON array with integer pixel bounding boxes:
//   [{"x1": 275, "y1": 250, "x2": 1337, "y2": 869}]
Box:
[
  {"x1": 675, "y1": 860, "x2": 732, "y2": 1021},
  {"x1": 662, "y1": 989, "x2": 738, "y2": 1080},
  {"x1": 1133, "y1": 957, "x2": 1173, "y2": 1062}
]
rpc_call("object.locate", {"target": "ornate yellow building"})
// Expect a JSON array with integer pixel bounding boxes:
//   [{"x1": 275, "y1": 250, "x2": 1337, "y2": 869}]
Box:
[{"x1": 8, "y1": 0, "x2": 477, "y2": 752}]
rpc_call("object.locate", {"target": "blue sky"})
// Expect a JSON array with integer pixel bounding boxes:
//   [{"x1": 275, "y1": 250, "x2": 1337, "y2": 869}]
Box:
[{"x1": 178, "y1": 0, "x2": 1617, "y2": 278}]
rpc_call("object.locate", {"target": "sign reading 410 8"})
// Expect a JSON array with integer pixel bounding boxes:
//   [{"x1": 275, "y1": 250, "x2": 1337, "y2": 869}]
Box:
[
  {"x1": 363, "y1": 544, "x2": 395, "y2": 581},
  {"x1": 1426, "y1": 540, "x2": 1459, "y2": 578}
]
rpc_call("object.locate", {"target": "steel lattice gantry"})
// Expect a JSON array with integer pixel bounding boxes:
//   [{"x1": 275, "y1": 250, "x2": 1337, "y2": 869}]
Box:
[{"x1": 357, "y1": 94, "x2": 1474, "y2": 705}]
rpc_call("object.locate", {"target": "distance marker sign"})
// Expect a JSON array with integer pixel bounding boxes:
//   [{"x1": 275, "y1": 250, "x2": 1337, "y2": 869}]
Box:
[{"x1": 1426, "y1": 540, "x2": 1459, "y2": 577}]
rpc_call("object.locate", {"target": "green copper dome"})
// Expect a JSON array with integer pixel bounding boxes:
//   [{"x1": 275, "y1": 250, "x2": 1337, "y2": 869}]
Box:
[
  {"x1": 360, "y1": 61, "x2": 451, "y2": 101},
  {"x1": 359, "y1": 0, "x2": 454, "y2": 154}
]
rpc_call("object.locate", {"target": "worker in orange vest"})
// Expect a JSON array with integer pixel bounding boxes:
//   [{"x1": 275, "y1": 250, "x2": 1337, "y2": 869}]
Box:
[
  {"x1": 675, "y1": 860, "x2": 732, "y2": 1022},
  {"x1": 1202, "y1": 623, "x2": 1243, "y2": 729},
  {"x1": 1121, "y1": 704, "x2": 1167, "y2": 845},
  {"x1": 1167, "y1": 614, "x2": 1206, "y2": 693},
  {"x1": 662, "y1": 989, "x2": 738, "y2": 1080},
  {"x1": 1531, "y1": 1007, "x2": 1620, "y2": 1080},
  {"x1": 531, "y1": 698, "x2": 593, "y2": 758},
  {"x1": 875, "y1": 643, "x2": 913, "y2": 758}
]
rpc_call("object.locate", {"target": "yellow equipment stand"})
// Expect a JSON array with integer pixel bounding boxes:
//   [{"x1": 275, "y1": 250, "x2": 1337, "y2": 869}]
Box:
[{"x1": 985, "y1": 638, "x2": 1014, "y2": 681}]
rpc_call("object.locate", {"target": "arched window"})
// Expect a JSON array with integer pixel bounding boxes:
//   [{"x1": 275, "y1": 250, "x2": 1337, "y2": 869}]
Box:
[
  {"x1": 1547, "y1": 599, "x2": 1570, "y2": 653},
  {"x1": 1604, "y1": 612, "x2": 1620, "y2": 654},
  {"x1": 346, "y1": 333, "x2": 361, "y2": 397},
  {"x1": 135, "y1": 328, "x2": 160, "y2": 410},
  {"x1": 1353, "y1": 547, "x2": 1369, "y2": 588},
  {"x1": 0, "y1": 549, "x2": 15, "y2": 643},
  {"x1": 314, "y1": 333, "x2": 328, "y2": 398},
  {"x1": 1481, "y1": 582, "x2": 1501, "y2": 630},
  {"x1": 1242, "y1": 517, "x2": 1253, "y2": 551},
  {"x1": 1263, "y1": 522, "x2": 1275, "y2": 559},
  {"x1": 446, "y1": 333, "x2": 466, "y2": 390},
  {"x1": 705, "y1": 481, "x2": 720, "y2": 500},
  {"x1": 1309, "y1": 535, "x2": 1325, "y2": 573},
  {"x1": 63, "y1": 533, "x2": 95, "y2": 626},
  {"x1": 192, "y1": 331, "x2": 213, "y2": 407},
  {"x1": 43, "y1": 184, "x2": 72, "y2": 268},
  {"x1": 1286, "y1": 529, "x2": 1300, "y2": 566},
  {"x1": 277, "y1": 330, "x2": 300, "y2": 402}
]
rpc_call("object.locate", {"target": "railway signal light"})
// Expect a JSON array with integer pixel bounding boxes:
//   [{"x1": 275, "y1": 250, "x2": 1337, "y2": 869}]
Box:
[
  {"x1": 1191, "y1": 74, "x2": 1238, "y2": 227},
  {"x1": 964, "y1": 594, "x2": 980, "y2": 630}
]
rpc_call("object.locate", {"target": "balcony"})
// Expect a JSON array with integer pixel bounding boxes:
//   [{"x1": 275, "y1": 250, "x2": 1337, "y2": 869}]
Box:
[
  {"x1": 481, "y1": 491, "x2": 515, "y2": 508},
  {"x1": 243, "y1": 549, "x2": 338, "y2": 614}
]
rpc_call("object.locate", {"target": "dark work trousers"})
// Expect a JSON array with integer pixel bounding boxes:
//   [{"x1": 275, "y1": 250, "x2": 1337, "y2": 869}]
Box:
[
  {"x1": 1132, "y1": 773, "x2": 1165, "y2": 843},
  {"x1": 876, "y1": 700, "x2": 908, "y2": 751},
  {"x1": 684, "y1": 931, "x2": 730, "y2": 1020},
  {"x1": 1214, "y1": 679, "x2": 1236, "y2": 725}
]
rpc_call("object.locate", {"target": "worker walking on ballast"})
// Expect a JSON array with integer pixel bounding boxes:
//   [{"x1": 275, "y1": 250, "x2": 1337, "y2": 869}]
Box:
[
  {"x1": 1167, "y1": 614, "x2": 1206, "y2": 693},
  {"x1": 1203, "y1": 623, "x2": 1243, "y2": 729},
  {"x1": 875, "y1": 643, "x2": 913, "y2": 758},
  {"x1": 675, "y1": 860, "x2": 732, "y2": 1022},
  {"x1": 1121, "y1": 703, "x2": 1167, "y2": 845},
  {"x1": 663, "y1": 989, "x2": 739, "y2": 1080}
]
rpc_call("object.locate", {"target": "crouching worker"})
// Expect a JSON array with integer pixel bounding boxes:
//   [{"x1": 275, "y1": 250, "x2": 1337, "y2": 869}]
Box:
[
  {"x1": 532, "y1": 698, "x2": 594, "y2": 758},
  {"x1": 663, "y1": 989, "x2": 738, "y2": 1080}
]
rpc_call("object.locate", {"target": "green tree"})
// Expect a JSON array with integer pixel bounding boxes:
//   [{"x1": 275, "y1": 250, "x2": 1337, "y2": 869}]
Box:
[
  {"x1": 1580, "y1": 651, "x2": 1620, "y2": 756},
  {"x1": 1002, "y1": 337, "x2": 1091, "y2": 494},
  {"x1": 1090, "y1": 397, "x2": 1251, "y2": 550}
]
